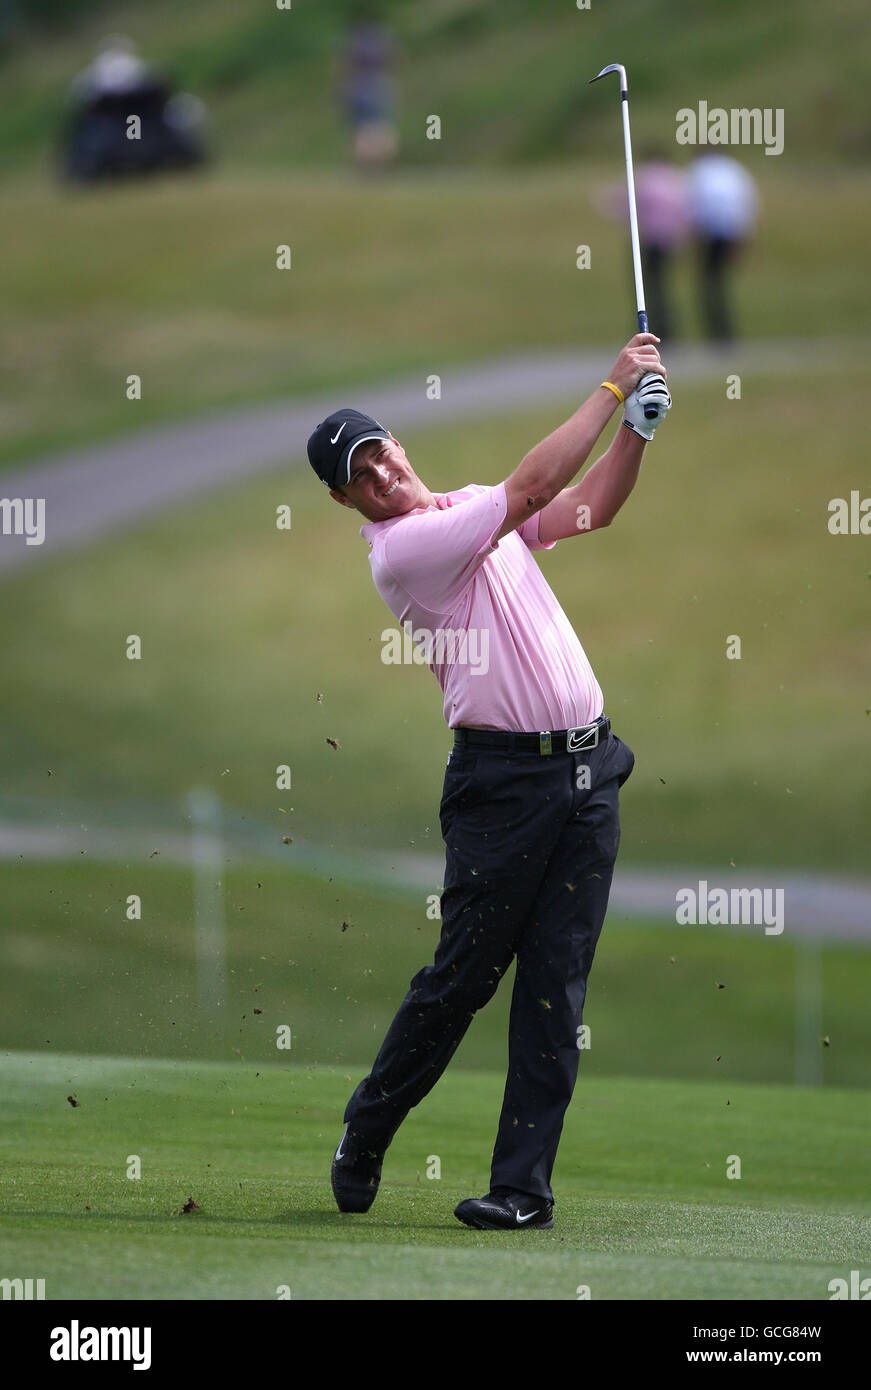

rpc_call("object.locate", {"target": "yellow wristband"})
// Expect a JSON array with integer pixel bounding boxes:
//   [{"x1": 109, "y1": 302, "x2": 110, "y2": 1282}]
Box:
[{"x1": 600, "y1": 380, "x2": 625, "y2": 404}]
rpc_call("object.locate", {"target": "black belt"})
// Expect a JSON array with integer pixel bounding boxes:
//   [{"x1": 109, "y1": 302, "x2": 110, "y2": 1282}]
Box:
[{"x1": 452, "y1": 715, "x2": 611, "y2": 756}]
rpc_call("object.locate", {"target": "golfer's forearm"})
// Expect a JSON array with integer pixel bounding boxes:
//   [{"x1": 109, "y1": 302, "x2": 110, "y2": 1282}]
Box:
[
  {"x1": 576, "y1": 422, "x2": 645, "y2": 527},
  {"x1": 513, "y1": 387, "x2": 619, "y2": 504},
  {"x1": 537, "y1": 421, "x2": 646, "y2": 542}
]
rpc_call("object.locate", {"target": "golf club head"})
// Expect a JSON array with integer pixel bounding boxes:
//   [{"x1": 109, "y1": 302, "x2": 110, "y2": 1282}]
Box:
[{"x1": 589, "y1": 63, "x2": 627, "y2": 88}]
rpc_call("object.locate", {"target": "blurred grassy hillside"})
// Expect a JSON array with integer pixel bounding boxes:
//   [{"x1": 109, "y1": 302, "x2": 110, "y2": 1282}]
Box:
[
  {"x1": 1, "y1": 0, "x2": 869, "y2": 173},
  {"x1": 1, "y1": 0, "x2": 867, "y2": 1100},
  {"x1": 1, "y1": 0, "x2": 868, "y2": 468},
  {"x1": 1, "y1": 167, "x2": 868, "y2": 468},
  {"x1": 1, "y1": 363, "x2": 867, "y2": 873}
]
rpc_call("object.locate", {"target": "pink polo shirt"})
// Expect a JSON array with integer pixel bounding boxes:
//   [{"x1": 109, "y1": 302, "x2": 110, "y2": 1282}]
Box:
[{"x1": 359, "y1": 482, "x2": 604, "y2": 732}]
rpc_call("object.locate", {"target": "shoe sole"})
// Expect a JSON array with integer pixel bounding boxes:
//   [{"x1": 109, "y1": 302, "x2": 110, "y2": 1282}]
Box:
[{"x1": 454, "y1": 1209, "x2": 553, "y2": 1231}]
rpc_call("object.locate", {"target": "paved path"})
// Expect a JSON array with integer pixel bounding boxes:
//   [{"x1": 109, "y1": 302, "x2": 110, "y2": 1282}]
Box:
[
  {"x1": 2, "y1": 337, "x2": 865, "y2": 940},
  {"x1": 1, "y1": 819, "x2": 867, "y2": 943},
  {"x1": 0, "y1": 336, "x2": 851, "y2": 574}
]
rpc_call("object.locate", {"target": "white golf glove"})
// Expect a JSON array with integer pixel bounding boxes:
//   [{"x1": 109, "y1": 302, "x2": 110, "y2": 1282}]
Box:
[{"x1": 623, "y1": 372, "x2": 672, "y2": 441}]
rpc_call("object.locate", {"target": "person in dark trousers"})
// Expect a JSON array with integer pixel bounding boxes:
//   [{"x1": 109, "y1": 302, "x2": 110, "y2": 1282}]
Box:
[
  {"x1": 341, "y1": 13, "x2": 398, "y2": 172},
  {"x1": 634, "y1": 155, "x2": 690, "y2": 343},
  {"x1": 687, "y1": 153, "x2": 758, "y2": 343},
  {"x1": 307, "y1": 334, "x2": 671, "y2": 1229},
  {"x1": 596, "y1": 153, "x2": 689, "y2": 343}
]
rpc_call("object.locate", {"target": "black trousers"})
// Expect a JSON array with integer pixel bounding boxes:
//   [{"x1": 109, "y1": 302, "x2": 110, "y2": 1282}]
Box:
[
  {"x1": 698, "y1": 234, "x2": 741, "y2": 342},
  {"x1": 343, "y1": 727, "x2": 635, "y2": 1202},
  {"x1": 641, "y1": 242, "x2": 676, "y2": 343}
]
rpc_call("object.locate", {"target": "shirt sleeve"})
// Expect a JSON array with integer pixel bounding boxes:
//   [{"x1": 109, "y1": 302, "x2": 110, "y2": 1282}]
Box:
[
  {"x1": 517, "y1": 510, "x2": 557, "y2": 552},
  {"x1": 380, "y1": 483, "x2": 508, "y2": 612}
]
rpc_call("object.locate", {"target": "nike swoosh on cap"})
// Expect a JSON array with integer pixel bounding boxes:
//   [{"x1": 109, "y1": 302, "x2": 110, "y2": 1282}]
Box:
[{"x1": 330, "y1": 423, "x2": 347, "y2": 445}]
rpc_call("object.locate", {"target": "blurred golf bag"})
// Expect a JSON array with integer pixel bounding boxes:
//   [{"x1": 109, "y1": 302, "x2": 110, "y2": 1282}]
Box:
[{"x1": 59, "y1": 79, "x2": 207, "y2": 183}]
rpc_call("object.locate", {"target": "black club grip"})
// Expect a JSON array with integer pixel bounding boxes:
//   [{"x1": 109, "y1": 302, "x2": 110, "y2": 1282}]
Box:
[{"x1": 639, "y1": 371, "x2": 665, "y2": 418}]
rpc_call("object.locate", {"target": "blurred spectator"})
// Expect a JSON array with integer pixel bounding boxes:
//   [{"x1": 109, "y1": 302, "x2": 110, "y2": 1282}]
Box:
[
  {"x1": 70, "y1": 33, "x2": 152, "y2": 103},
  {"x1": 634, "y1": 155, "x2": 691, "y2": 342},
  {"x1": 342, "y1": 15, "x2": 398, "y2": 173},
  {"x1": 687, "y1": 153, "x2": 759, "y2": 343},
  {"x1": 596, "y1": 153, "x2": 690, "y2": 342},
  {"x1": 60, "y1": 35, "x2": 207, "y2": 184}
]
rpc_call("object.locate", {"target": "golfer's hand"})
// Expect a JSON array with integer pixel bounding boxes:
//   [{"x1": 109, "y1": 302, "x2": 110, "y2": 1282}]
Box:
[
  {"x1": 623, "y1": 371, "x2": 672, "y2": 442},
  {"x1": 609, "y1": 333, "x2": 665, "y2": 398}
]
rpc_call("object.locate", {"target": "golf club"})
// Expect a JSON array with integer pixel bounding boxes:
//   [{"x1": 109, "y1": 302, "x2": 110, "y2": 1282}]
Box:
[{"x1": 590, "y1": 62, "x2": 661, "y2": 417}]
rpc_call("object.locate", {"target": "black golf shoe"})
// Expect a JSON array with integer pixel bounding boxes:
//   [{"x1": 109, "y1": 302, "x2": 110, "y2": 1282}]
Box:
[
  {"x1": 330, "y1": 1123, "x2": 384, "y2": 1214},
  {"x1": 454, "y1": 1187, "x2": 554, "y2": 1230}
]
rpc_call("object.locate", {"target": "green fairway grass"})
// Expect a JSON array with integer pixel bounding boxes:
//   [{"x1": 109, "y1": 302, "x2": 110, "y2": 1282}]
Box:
[
  {"x1": 1, "y1": 1052, "x2": 868, "y2": 1300},
  {"x1": 0, "y1": 167, "x2": 867, "y2": 467},
  {"x1": 1, "y1": 364, "x2": 867, "y2": 873},
  {"x1": 1, "y1": 858, "x2": 868, "y2": 1088},
  {"x1": 3, "y1": 0, "x2": 868, "y2": 1308}
]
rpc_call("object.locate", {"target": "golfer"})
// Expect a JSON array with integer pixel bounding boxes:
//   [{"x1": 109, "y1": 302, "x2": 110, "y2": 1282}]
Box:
[{"x1": 307, "y1": 334, "x2": 671, "y2": 1229}]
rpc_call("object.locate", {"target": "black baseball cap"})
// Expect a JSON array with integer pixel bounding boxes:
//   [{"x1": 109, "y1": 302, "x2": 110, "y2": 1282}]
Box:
[{"x1": 307, "y1": 408, "x2": 391, "y2": 489}]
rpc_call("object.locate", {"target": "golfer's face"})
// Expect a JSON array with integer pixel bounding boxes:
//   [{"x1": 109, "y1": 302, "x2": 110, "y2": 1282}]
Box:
[{"x1": 342, "y1": 437, "x2": 418, "y2": 519}]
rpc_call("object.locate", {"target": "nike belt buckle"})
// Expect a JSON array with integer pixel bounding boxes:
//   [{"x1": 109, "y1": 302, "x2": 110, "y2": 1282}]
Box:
[
  {"x1": 567, "y1": 723, "x2": 599, "y2": 752},
  {"x1": 539, "y1": 731, "x2": 552, "y2": 756}
]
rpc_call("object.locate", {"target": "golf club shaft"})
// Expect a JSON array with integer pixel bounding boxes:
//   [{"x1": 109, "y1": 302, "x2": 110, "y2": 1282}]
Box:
[
  {"x1": 590, "y1": 64, "x2": 648, "y2": 334},
  {"x1": 590, "y1": 64, "x2": 663, "y2": 418},
  {"x1": 619, "y1": 81, "x2": 648, "y2": 334}
]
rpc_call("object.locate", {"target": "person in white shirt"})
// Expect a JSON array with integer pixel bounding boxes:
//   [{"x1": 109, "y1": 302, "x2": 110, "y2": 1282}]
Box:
[{"x1": 687, "y1": 154, "x2": 759, "y2": 342}]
